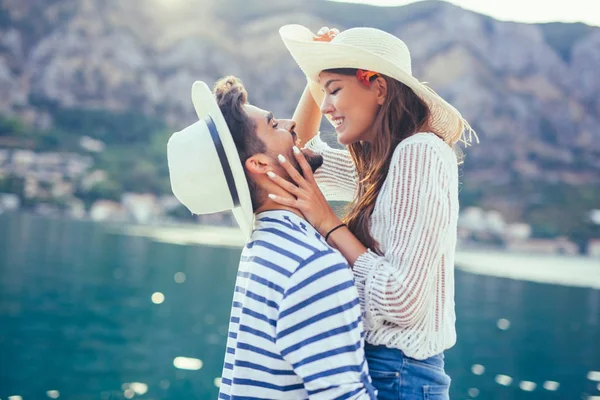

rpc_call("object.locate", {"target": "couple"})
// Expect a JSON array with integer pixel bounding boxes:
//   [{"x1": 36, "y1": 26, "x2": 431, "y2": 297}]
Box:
[{"x1": 168, "y1": 25, "x2": 477, "y2": 399}]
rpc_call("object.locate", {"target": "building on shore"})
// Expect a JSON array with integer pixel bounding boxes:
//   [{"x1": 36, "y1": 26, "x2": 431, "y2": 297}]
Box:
[{"x1": 588, "y1": 239, "x2": 600, "y2": 258}]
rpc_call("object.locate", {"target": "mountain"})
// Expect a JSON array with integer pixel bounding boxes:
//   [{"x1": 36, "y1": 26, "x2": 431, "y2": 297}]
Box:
[{"x1": 1, "y1": 0, "x2": 599, "y2": 241}]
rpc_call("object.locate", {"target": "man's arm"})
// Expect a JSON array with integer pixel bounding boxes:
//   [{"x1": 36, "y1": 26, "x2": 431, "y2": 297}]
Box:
[{"x1": 275, "y1": 249, "x2": 376, "y2": 399}]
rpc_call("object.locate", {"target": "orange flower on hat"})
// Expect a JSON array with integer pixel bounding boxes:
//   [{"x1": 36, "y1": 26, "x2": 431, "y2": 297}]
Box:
[{"x1": 356, "y1": 69, "x2": 380, "y2": 87}]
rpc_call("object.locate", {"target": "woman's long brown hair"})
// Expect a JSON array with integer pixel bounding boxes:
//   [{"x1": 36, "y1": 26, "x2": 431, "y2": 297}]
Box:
[{"x1": 325, "y1": 68, "x2": 431, "y2": 253}]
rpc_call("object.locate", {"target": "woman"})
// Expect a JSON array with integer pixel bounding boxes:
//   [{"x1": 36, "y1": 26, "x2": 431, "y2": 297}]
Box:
[{"x1": 265, "y1": 25, "x2": 478, "y2": 399}]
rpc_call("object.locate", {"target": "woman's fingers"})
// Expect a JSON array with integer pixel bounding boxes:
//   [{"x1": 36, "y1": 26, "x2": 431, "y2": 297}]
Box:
[
  {"x1": 268, "y1": 193, "x2": 296, "y2": 208},
  {"x1": 266, "y1": 171, "x2": 300, "y2": 196},
  {"x1": 277, "y1": 154, "x2": 308, "y2": 189},
  {"x1": 313, "y1": 26, "x2": 338, "y2": 42},
  {"x1": 292, "y1": 146, "x2": 316, "y2": 184},
  {"x1": 317, "y1": 26, "x2": 329, "y2": 35}
]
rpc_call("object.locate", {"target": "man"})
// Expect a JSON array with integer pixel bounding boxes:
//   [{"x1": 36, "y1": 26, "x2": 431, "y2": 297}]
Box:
[{"x1": 167, "y1": 76, "x2": 376, "y2": 399}]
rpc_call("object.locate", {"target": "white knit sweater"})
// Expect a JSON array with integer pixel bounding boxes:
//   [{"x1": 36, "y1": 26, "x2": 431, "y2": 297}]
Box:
[{"x1": 304, "y1": 132, "x2": 458, "y2": 360}]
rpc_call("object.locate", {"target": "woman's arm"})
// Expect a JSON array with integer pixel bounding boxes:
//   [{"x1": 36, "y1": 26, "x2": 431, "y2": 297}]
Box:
[
  {"x1": 326, "y1": 226, "x2": 367, "y2": 266},
  {"x1": 292, "y1": 81, "x2": 322, "y2": 149},
  {"x1": 291, "y1": 26, "x2": 337, "y2": 148}
]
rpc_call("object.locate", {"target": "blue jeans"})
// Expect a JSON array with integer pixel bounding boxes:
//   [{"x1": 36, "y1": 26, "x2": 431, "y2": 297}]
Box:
[{"x1": 365, "y1": 343, "x2": 451, "y2": 400}]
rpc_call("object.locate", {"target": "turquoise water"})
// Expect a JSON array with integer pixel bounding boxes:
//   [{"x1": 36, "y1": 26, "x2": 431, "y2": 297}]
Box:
[{"x1": 0, "y1": 213, "x2": 599, "y2": 399}]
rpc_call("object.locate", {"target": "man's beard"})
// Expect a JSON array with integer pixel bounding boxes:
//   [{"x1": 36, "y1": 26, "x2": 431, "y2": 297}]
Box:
[
  {"x1": 298, "y1": 148, "x2": 324, "y2": 176},
  {"x1": 290, "y1": 130, "x2": 323, "y2": 175}
]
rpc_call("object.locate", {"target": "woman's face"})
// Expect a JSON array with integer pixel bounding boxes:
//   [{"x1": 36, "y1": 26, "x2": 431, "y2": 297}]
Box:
[{"x1": 318, "y1": 71, "x2": 383, "y2": 145}]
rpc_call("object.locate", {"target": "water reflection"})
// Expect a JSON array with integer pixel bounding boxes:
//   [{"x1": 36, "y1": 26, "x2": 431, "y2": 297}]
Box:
[
  {"x1": 121, "y1": 382, "x2": 148, "y2": 395},
  {"x1": 589, "y1": 371, "x2": 600, "y2": 381},
  {"x1": 519, "y1": 381, "x2": 536, "y2": 391},
  {"x1": 543, "y1": 380, "x2": 560, "y2": 391},
  {"x1": 471, "y1": 364, "x2": 485, "y2": 375},
  {"x1": 496, "y1": 318, "x2": 510, "y2": 330},
  {"x1": 152, "y1": 292, "x2": 165, "y2": 304},
  {"x1": 495, "y1": 374, "x2": 513, "y2": 386},
  {"x1": 174, "y1": 272, "x2": 186, "y2": 284},
  {"x1": 173, "y1": 357, "x2": 203, "y2": 371},
  {"x1": 0, "y1": 213, "x2": 599, "y2": 400}
]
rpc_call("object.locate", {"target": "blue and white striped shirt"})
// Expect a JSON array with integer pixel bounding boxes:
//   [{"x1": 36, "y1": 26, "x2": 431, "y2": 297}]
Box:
[{"x1": 218, "y1": 210, "x2": 376, "y2": 399}]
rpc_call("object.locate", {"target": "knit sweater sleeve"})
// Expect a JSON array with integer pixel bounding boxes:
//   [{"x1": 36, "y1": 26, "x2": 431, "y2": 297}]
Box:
[
  {"x1": 303, "y1": 133, "x2": 358, "y2": 202},
  {"x1": 351, "y1": 139, "x2": 452, "y2": 330}
]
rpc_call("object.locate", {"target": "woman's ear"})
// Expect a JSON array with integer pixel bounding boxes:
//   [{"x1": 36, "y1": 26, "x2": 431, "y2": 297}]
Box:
[
  {"x1": 374, "y1": 76, "x2": 388, "y2": 105},
  {"x1": 245, "y1": 154, "x2": 272, "y2": 174}
]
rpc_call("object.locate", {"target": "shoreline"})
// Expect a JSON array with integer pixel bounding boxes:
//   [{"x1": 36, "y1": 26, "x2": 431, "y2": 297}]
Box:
[
  {"x1": 114, "y1": 223, "x2": 600, "y2": 290},
  {"x1": 454, "y1": 250, "x2": 600, "y2": 289}
]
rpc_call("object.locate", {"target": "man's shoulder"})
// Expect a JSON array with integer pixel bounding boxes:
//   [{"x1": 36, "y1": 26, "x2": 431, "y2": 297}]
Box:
[
  {"x1": 248, "y1": 220, "x2": 348, "y2": 273},
  {"x1": 252, "y1": 216, "x2": 326, "y2": 250}
]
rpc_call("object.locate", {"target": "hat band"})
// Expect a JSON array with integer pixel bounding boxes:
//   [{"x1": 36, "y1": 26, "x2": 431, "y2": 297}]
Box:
[{"x1": 205, "y1": 115, "x2": 240, "y2": 208}]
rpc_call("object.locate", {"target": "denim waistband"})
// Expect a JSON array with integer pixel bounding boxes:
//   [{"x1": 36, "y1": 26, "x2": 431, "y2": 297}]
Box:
[{"x1": 364, "y1": 342, "x2": 445, "y2": 369}]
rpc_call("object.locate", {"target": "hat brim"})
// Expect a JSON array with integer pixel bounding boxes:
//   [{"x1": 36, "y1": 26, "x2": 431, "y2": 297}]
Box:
[
  {"x1": 279, "y1": 24, "x2": 465, "y2": 145},
  {"x1": 191, "y1": 81, "x2": 254, "y2": 240}
]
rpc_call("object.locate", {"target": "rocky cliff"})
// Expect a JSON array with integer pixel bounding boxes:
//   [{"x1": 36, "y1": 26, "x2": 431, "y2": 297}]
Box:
[{"x1": 1, "y1": 0, "x2": 599, "y2": 236}]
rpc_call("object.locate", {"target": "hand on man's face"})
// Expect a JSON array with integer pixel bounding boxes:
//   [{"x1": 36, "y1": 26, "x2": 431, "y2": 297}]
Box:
[{"x1": 268, "y1": 148, "x2": 323, "y2": 181}]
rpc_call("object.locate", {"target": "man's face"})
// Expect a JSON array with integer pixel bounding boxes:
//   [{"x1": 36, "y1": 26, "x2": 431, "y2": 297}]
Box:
[{"x1": 243, "y1": 104, "x2": 322, "y2": 177}]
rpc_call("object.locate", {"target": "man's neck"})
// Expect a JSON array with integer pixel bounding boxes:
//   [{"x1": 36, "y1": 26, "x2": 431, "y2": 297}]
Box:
[{"x1": 255, "y1": 201, "x2": 304, "y2": 220}]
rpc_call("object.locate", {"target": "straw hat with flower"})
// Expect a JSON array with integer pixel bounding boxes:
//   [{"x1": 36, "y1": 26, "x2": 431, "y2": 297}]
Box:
[{"x1": 279, "y1": 24, "x2": 478, "y2": 146}]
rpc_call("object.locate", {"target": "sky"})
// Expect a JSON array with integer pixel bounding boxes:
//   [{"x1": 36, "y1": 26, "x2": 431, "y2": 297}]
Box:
[{"x1": 330, "y1": 0, "x2": 599, "y2": 27}]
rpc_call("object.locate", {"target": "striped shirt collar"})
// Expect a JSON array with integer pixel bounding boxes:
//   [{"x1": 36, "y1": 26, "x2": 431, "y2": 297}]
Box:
[{"x1": 254, "y1": 209, "x2": 313, "y2": 233}]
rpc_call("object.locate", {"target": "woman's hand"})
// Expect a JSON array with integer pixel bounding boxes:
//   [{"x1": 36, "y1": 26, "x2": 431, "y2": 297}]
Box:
[
  {"x1": 267, "y1": 147, "x2": 342, "y2": 237},
  {"x1": 313, "y1": 26, "x2": 339, "y2": 42}
]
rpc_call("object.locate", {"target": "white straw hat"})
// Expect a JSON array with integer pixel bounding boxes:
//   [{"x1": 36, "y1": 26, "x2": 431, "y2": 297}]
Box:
[
  {"x1": 279, "y1": 24, "x2": 477, "y2": 146},
  {"x1": 167, "y1": 81, "x2": 253, "y2": 239}
]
